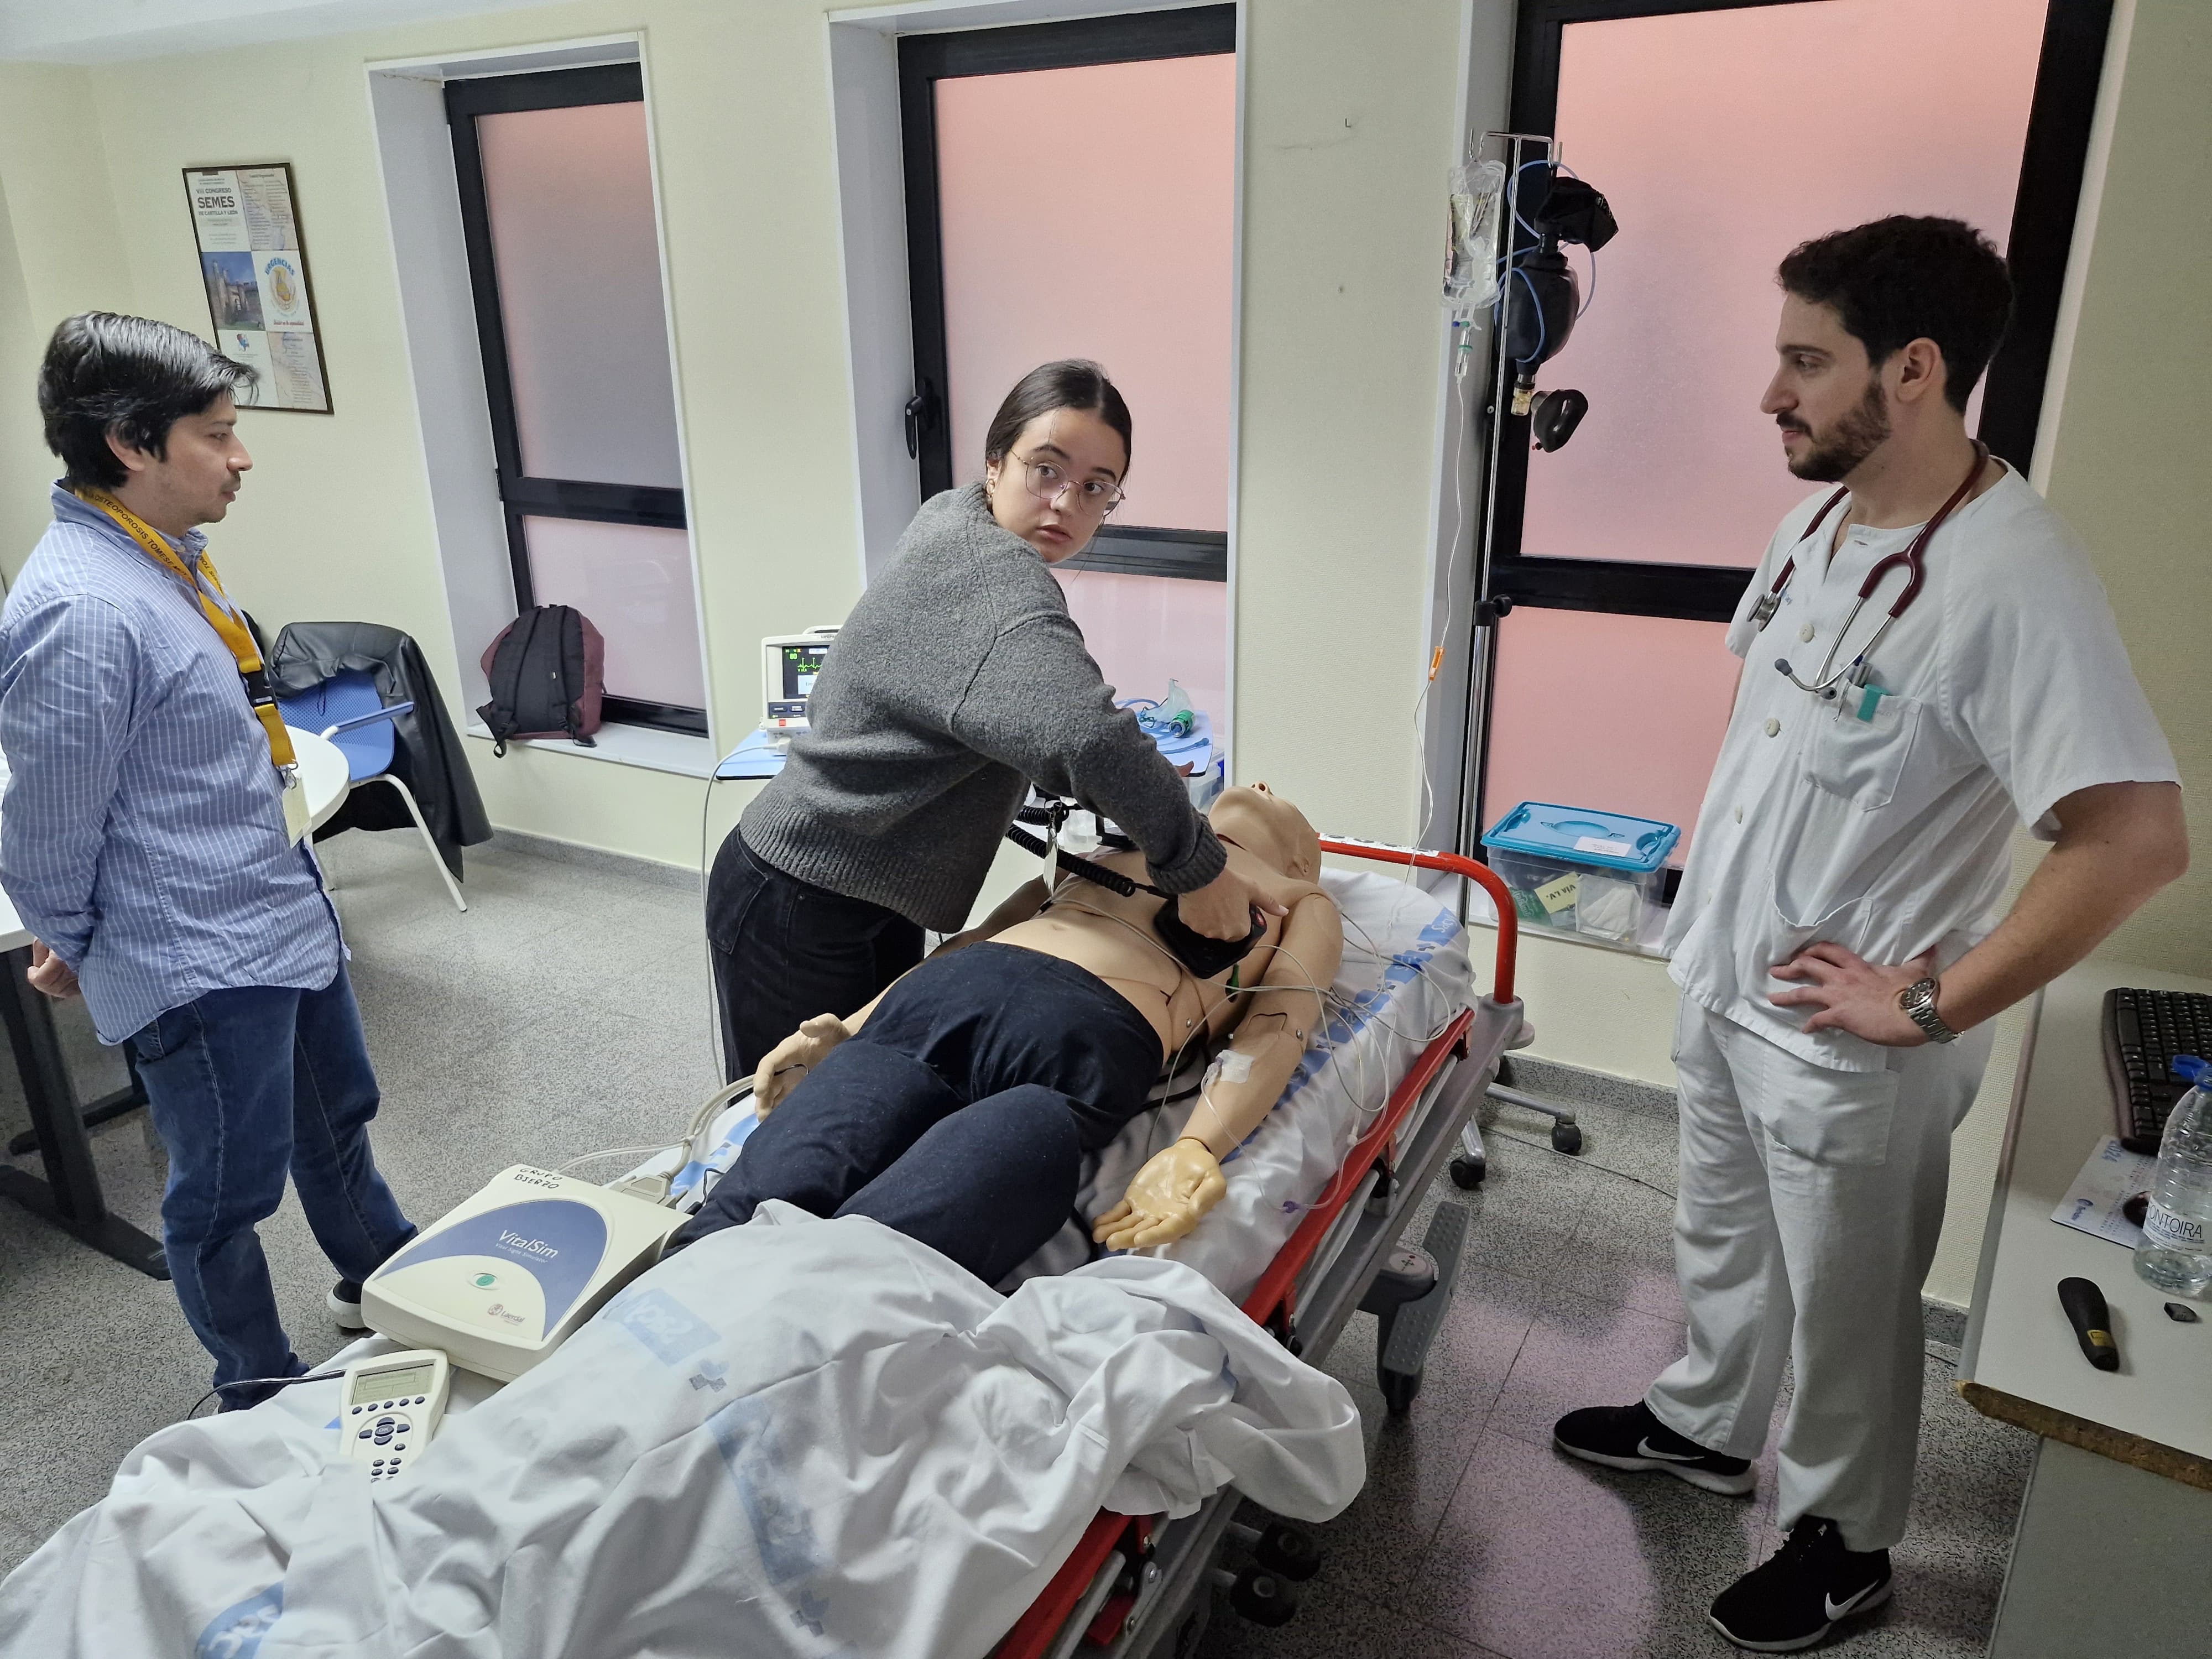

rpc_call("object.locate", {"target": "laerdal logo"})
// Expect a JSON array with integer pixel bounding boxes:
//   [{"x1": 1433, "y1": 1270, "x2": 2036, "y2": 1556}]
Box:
[{"x1": 498, "y1": 1230, "x2": 559, "y2": 1258}]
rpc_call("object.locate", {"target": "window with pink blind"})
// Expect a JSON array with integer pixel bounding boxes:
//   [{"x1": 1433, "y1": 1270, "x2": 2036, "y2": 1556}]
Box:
[{"x1": 1479, "y1": 0, "x2": 2058, "y2": 869}]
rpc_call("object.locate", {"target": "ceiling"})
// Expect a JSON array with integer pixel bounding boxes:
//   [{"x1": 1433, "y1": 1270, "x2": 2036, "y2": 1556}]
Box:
[{"x1": 0, "y1": 0, "x2": 551, "y2": 63}]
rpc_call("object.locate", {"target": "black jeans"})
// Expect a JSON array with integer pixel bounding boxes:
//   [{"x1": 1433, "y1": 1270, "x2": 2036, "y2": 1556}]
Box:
[
  {"x1": 706, "y1": 827, "x2": 925, "y2": 1081},
  {"x1": 672, "y1": 943, "x2": 1164, "y2": 1284}
]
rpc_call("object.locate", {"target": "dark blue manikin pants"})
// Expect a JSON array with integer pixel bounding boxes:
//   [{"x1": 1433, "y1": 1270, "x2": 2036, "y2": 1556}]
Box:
[{"x1": 673, "y1": 943, "x2": 1162, "y2": 1285}]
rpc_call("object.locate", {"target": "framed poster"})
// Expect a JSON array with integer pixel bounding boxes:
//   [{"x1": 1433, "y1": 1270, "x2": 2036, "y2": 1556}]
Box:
[{"x1": 182, "y1": 163, "x2": 332, "y2": 413}]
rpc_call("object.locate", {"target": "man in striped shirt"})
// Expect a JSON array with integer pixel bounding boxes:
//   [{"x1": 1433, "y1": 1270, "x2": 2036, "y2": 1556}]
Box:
[{"x1": 0, "y1": 314, "x2": 415, "y2": 1406}]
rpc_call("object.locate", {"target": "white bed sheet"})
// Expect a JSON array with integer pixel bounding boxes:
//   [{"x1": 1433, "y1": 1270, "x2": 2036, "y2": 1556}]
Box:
[
  {"x1": 655, "y1": 869, "x2": 1475, "y2": 1306},
  {"x1": 0, "y1": 1209, "x2": 1363, "y2": 1659}
]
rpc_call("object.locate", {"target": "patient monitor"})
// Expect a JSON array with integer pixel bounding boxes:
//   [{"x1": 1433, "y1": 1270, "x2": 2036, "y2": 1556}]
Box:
[
  {"x1": 361, "y1": 1166, "x2": 685, "y2": 1381},
  {"x1": 761, "y1": 626, "x2": 839, "y2": 735}
]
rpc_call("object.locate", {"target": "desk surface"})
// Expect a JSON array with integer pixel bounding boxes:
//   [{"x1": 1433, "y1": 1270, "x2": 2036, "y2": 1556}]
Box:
[
  {"x1": 0, "y1": 727, "x2": 346, "y2": 956},
  {"x1": 1960, "y1": 958, "x2": 2212, "y2": 1481}
]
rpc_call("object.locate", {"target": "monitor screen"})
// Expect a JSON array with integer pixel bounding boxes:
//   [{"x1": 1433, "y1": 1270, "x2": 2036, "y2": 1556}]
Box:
[
  {"x1": 780, "y1": 643, "x2": 829, "y2": 700},
  {"x1": 352, "y1": 1361, "x2": 435, "y2": 1405}
]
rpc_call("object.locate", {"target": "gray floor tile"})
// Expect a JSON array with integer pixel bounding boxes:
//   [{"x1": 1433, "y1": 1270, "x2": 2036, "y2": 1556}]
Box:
[
  {"x1": 1402, "y1": 1428, "x2": 1768, "y2": 1659},
  {"x1": 1197, "y1": 1576, "x2": 1511, "y2": 1659},
  {"x1": 0, "y1": 832, "x2": 713, "y2": 1574},
  {"x1": 1483, "y1": 1285, "x2": 1689, "y2": 1452},
  {"x1": 1455, "y1": 1134, "x2": 1595, "y2": 1291},
  {"x1": 1306, "y1": 1264, "x2": 1542, "y2": 1587},
  {"x1": 1553, "y1": 1168, "x2": 1683, "y2": 1323}
]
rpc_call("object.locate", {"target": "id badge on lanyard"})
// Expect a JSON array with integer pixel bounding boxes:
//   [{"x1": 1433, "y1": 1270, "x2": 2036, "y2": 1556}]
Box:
[{"x1": 281, "y1": 770, "x2": 311, "y2": 843}]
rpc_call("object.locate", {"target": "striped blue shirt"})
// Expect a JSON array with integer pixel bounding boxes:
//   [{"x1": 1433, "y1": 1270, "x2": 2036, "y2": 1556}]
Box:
[{"x1": 0, "y1": 485, "x2": 339, "y2": 1044}]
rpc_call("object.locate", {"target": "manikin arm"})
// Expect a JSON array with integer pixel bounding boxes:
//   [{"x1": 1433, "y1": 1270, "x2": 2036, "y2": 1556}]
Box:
[{"x1": 1093, "y1": 890, "x2": 1342, "y2": 1250}]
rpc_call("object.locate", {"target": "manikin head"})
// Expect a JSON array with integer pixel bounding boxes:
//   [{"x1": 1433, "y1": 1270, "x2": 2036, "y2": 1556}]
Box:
[
  {"x1": 39, "y1": 312, "x2": 257, "y2": 539},
  {"x1": 981, "y1": 359, "x2": 1131, "y2": 563},
  {"x1": 1759, "y1": 217, "x2": 2012, "y2": 486},
  {"x1": 1209, "y1": 782, "x2": 1322, "y2": 883}
]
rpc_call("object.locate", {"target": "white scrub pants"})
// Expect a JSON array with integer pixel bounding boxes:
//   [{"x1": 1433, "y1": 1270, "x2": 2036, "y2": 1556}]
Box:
[{"x1": 1646, "y1": 1000, "x2": 1993, "y2": 1551}]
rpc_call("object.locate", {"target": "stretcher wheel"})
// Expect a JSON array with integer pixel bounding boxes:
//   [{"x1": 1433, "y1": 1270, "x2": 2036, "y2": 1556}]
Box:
[
  {"x1": 1379, "y1": 1366, "x2": 1423, "y2": 1416},
  {"x1": 1228, "y1": 1566, "x2": 1298, "y2": 1627},
  {"x1": 1253, "y1": 1522, "x2": 1321, "y2": 1583},
  {"x1": 1550, "y1": 1121, "x2": 1583, "y2": 1155},
  {"x1": 1449, "y1": 1152, "x2": 1486, "y2": 1188}
]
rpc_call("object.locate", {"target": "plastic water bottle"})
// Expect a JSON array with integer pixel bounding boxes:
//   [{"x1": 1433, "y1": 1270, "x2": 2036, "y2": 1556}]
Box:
[{"x1": 2134, "y1": 1055, "x2": 2212, "y2": 1297}]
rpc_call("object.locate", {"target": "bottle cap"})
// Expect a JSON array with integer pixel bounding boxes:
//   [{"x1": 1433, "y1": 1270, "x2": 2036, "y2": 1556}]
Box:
[{"x1": 2172, "y1": 1054, "x2": 2209, "y2": 1084}]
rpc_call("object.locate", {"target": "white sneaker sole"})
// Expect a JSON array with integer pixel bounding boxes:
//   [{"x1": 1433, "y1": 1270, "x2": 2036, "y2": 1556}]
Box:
[
  {"x1": 1709, "y1": 1579, "x2": 1892, "y2": 1652},
  {"x1": 1551, "y1": 1434, "x2": 1758, "y2": 1496},
  {"x1": 327, "y1": 1290, "x2": 368, "y2": 1333}
]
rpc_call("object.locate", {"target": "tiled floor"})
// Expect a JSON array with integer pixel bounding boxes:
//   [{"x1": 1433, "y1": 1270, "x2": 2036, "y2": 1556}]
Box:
[
  {"x1": 0, "y1": 832, "x2": 2036, "y2": 1655},
  {"x1": 1199, "y1": 1093, "x2": 2037, "y2": 1659},
  {"x1": 0, "y1": 828, "x2": 719, "y2": 1571}
]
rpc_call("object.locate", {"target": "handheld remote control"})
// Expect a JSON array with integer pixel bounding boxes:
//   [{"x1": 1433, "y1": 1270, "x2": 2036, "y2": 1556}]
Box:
[{"x1": 338, "y1": 1349, "x2": 451, "y2": 1484}]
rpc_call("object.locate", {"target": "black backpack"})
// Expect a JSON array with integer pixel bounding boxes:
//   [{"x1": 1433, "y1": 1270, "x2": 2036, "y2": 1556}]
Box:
[{"x1": 478, "y1": 604, "x2": 606, "y2": 755}]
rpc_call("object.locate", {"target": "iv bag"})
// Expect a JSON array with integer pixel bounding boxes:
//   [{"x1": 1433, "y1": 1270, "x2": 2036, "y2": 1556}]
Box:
[{"x1": 1443, "y1": 159, "x2": 1505, "y2": 317}]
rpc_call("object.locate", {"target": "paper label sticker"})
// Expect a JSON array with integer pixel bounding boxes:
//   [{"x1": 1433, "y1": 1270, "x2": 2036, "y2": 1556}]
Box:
[
  {"x1": 1535, "y1": 872, "x2": 1580, "y2": 915},
  {"x1": 1572, "y1": 836, "x2": 1634, "y2": 858}
]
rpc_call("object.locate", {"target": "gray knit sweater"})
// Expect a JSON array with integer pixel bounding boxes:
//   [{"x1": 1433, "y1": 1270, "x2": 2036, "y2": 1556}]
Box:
[{"x1": 739, "y1": 484, "x2": 1225, "y2": 932}]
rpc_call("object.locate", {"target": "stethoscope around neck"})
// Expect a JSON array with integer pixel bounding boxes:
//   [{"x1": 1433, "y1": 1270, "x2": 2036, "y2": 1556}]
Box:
[{"x1": 1753, "y1": 441, "x2": 1988, "y2": 700}]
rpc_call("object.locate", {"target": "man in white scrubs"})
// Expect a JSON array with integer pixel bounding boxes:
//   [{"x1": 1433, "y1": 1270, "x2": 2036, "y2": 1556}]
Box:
[{"x1": 1553, "y1": 217, "x2": 2186, "y2": 1651}]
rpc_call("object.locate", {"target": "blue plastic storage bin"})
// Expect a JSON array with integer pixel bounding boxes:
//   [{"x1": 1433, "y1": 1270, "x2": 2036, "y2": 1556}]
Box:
[{"x1": 1481, "y1": 802, "x2": 1681, "y2": 944}]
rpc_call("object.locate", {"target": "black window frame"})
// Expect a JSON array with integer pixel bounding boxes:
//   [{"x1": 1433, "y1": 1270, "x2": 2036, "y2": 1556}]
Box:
[
  {"x1": 446, "y1": 64, "x2": 705, "y2": 737},
  {"x1": 898, "y1": 5, "x2": 1237, "y2": 583},
  {"x1": 1465, "y1": 0, "x2": 2114, "y2": 838}
]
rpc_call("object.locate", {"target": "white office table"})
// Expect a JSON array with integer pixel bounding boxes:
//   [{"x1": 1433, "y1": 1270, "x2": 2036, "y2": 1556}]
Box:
[
  {"x1": 0, "y1": 729, "x2": 348, "y2": 1276},
  {"x1": 1959, "y1": 959, "x2": 2212, "y2": 1655}
]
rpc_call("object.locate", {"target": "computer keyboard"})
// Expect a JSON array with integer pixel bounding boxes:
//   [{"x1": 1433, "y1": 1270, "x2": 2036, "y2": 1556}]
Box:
[{"x1": 2103, "y1": 987, "x2": 2212, "y2": 1154}]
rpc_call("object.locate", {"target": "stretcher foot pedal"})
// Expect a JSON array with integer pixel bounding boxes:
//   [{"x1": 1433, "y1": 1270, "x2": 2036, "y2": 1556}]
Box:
[{"x1": 1369, "y1": 1201, "x2": 1470, "y2": 1415}]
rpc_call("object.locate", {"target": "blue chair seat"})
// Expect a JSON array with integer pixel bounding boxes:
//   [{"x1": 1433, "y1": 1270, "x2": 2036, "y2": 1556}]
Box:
[{"x1": 274, "y1": 669, "x2": 399, "y2": 781}]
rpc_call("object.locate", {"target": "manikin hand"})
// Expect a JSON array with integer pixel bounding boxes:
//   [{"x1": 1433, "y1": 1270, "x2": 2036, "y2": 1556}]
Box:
[
  {"x1": 27, "y1": 942, "x2": 80, "y2": 1001},
  {"x1": 1770, "y1": 943, "x2": 1937, "y2": 1047},
  {"x1": 1176, "y1": 864, "x2": 1287, "y2": 943},
  {"x1": 751, "y1": 1013, "x2": 852, "y2": 1117},
  {"x1": 1092, "y1": 1138, "x2": 1228, "y2": 1251}
]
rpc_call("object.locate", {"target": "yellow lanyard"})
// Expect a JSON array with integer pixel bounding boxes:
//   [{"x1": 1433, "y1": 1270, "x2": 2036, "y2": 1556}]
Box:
[{"x1": 75, "y1": 487, "x2": 297, "y2": 774}]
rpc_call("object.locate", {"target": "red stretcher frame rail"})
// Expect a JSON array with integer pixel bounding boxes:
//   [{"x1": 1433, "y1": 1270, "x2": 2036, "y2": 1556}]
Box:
[{"x1": 991, "y1": 839, "x2": 1519, "y2": 1659}]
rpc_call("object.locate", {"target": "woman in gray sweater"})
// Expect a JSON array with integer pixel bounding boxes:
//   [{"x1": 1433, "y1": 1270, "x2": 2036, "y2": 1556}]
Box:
[{"x1": 707, "y1": 361, "x2": 1272, "y2": 1078}]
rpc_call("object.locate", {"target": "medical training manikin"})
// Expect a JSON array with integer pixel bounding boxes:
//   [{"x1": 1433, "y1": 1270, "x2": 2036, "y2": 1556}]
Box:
[{"x1": 672, "y1": 783, "x2": 1343, "y2": 1284}]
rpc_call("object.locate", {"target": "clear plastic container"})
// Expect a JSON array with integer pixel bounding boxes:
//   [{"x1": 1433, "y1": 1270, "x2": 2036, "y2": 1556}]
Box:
[
  {"x1": 1481, "y1": 802, "x2": 1681, "y2": 945},
  {"x1": 2135, "y1": 1054, "x2": 2212, "y2": 1298}
]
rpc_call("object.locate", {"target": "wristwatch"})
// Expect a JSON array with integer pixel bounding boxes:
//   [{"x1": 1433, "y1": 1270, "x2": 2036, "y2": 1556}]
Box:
[{"x1": 1897, "y1": 977, "x2": 1959, "y2": 1044}]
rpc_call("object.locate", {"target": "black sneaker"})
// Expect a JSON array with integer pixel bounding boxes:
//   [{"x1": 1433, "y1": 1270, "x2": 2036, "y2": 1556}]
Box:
[
  {"x1": 1551, "y1": 1400, "x2": 1756, "y2": 1495},
  {"x1": 328, "y1": 1280, "x2": 367, "y2": 1332},
  {"x1": 1709, "y1": 1515, "x2": 1892, "y2": 1652}
]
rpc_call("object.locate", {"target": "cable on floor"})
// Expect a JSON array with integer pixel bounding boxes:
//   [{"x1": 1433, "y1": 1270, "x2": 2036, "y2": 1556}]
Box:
[{"x1": 1478, "y1": 1124, "x2": 1681, "y2": 1203}]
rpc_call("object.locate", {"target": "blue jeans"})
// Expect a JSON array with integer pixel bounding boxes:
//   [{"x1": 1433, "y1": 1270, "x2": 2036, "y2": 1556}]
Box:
[{"x1": 128, "y1": 966, "x2": 414, "y2": 1396}]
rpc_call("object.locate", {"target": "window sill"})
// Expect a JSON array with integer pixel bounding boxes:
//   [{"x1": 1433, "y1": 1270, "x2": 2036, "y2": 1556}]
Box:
[
  {"x1": 1467, "y1": 911, "x2": 1673, "y2": 962},
  {"x1": 464, "y1": 719, "x2": 716, "y2": 780}
]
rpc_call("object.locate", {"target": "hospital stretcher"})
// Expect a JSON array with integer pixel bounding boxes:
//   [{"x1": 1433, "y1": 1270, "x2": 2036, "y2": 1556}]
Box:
[
  {"x1": 292, "y1": 834, "x2": 1519, "y2": 1656},
  {"x1": 989, "y1": 836, "x2": 1523, "y2": 1659}
]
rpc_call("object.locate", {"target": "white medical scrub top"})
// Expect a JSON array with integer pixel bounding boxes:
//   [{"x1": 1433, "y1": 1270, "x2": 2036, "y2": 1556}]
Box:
[{"x1": 1665, "y1": 465, "x2": 2178, "y2": 1074}]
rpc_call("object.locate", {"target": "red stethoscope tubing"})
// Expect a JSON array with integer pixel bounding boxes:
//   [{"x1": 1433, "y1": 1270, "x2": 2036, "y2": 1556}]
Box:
[{"x1": 1757, "y1": 441, "x2": 1988, "y2": 695}]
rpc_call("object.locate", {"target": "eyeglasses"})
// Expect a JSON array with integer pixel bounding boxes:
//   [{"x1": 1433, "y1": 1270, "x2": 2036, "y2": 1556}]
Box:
[{"x1": 1010, "y1": 452, "x2": 1124, "y2": 518}]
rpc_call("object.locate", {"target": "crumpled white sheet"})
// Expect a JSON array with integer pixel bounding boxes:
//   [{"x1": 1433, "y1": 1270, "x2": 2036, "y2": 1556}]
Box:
[{"x1": 0, "y1": 1204, "x2": 1361, "y2": 1659}]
